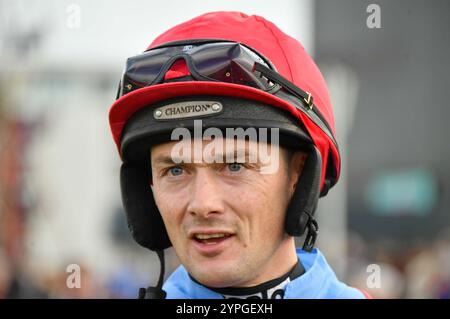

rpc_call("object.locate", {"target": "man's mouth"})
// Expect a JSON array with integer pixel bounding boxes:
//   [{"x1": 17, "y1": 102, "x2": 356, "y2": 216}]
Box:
[
  {"x1": 193, "y1": 233, "x2": 233, "y2": 245},
  {"x1": 189, "y1": 230, "x2": 236, "y2": 256}
]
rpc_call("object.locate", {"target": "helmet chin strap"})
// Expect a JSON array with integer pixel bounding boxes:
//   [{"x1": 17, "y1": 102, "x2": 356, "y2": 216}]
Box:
[
  {"x1": 138, "y1": 250, "x2": 167, "y2": 299},
  {"x1": 302, "y1": 211, "x2": 319, "y2": 252}
]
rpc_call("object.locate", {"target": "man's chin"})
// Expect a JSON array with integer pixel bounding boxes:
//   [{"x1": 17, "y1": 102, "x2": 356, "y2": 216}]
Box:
[
  {"x1": 193, "y1": 275, "x2": 235, "y2": 289},
  {"x1": 188, "y1": 263, "x2": 241, "y2": 288}
]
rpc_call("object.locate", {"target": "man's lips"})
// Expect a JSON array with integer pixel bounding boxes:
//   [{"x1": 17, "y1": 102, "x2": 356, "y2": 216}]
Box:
[
  {"x1": 188, "y1": 229, "x2": 236, "y2": 256},
  {"x1": 188, "y1": 229, "x2": 235, "y2": 240}
]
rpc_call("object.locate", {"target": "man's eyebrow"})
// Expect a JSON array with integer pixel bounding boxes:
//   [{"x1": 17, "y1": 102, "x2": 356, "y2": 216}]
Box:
[
  {"x1": 152, "y1": 148, "x2": 263, "y2": 164},
  {"x1": 152, "y1": 155, "x2": 179, "y2": 165}
]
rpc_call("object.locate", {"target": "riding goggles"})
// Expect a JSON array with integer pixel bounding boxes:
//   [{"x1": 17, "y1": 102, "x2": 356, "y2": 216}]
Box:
[{"x1": 116, "y1": 39, "x2": 315, "y2": 110}]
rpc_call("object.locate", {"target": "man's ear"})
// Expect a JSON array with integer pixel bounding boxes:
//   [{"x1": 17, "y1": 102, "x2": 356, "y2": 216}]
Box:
[{"x1": 289, "y1": 152, "x2": 308, "y2": 197}]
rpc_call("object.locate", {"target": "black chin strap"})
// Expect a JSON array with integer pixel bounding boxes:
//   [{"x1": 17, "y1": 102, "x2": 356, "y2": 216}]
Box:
[
  {"x1": 138, "y1": 250, "x2": 167, "y2": 299},
  {"x1": 302, "y1": 213, "x2": 319, "y2": 252}
]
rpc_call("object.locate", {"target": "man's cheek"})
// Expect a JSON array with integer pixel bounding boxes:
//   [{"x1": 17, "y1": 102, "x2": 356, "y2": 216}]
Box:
[
  {"x1": 154, "y1": 191, "x2": 173, "y2": 215},
  {"x1": 154, "y1": 195, "x2": 177, "y2": 232}
]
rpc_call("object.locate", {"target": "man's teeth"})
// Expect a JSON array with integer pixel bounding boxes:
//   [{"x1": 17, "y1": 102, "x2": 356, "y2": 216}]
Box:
[{"x1": 195, "y1": 233, "x2": 228, "y2": 240}]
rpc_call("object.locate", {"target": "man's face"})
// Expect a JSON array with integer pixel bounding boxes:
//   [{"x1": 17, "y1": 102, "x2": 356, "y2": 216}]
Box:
[{"x1": 151, "y1": 138, "x2": 305, "y2": 288}]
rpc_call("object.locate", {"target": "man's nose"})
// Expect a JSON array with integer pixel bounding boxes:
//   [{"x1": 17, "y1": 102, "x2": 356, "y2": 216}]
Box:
[{"x1": 186, "y1": 169, "x2": 225, "y2": 218}]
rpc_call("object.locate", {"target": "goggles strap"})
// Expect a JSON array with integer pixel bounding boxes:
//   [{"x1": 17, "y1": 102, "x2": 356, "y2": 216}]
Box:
[{"x1": 255, "y1": 62, "x2": 314, "y2": 109}]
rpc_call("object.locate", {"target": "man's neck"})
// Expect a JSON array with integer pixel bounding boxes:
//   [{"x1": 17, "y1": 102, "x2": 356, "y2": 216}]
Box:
[
  {"x1": 204, "y1": 259, "x2": 305, "y2": 299},
  {"x1": 236, "y1": 238, "x2": 298, "y2": 287}
]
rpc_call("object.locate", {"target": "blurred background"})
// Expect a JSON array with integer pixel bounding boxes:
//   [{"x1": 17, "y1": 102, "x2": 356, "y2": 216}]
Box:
[{"x1": 0, "y1": 0, "x2": 449, "y2": 299}]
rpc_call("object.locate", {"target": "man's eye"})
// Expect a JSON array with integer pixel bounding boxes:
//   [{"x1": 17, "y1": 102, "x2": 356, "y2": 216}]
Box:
[
  {"x1": 227, "y1": 163, "x2": 243, "y2": 172},
  {"x1": 168, "y1": 166, "x2": 184, "y2": 176}
]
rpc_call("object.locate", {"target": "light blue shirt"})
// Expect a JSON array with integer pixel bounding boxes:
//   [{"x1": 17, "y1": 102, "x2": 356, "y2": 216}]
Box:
[{"x1": 163, "y1": 248, "x2": 367, "y2": 299}]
